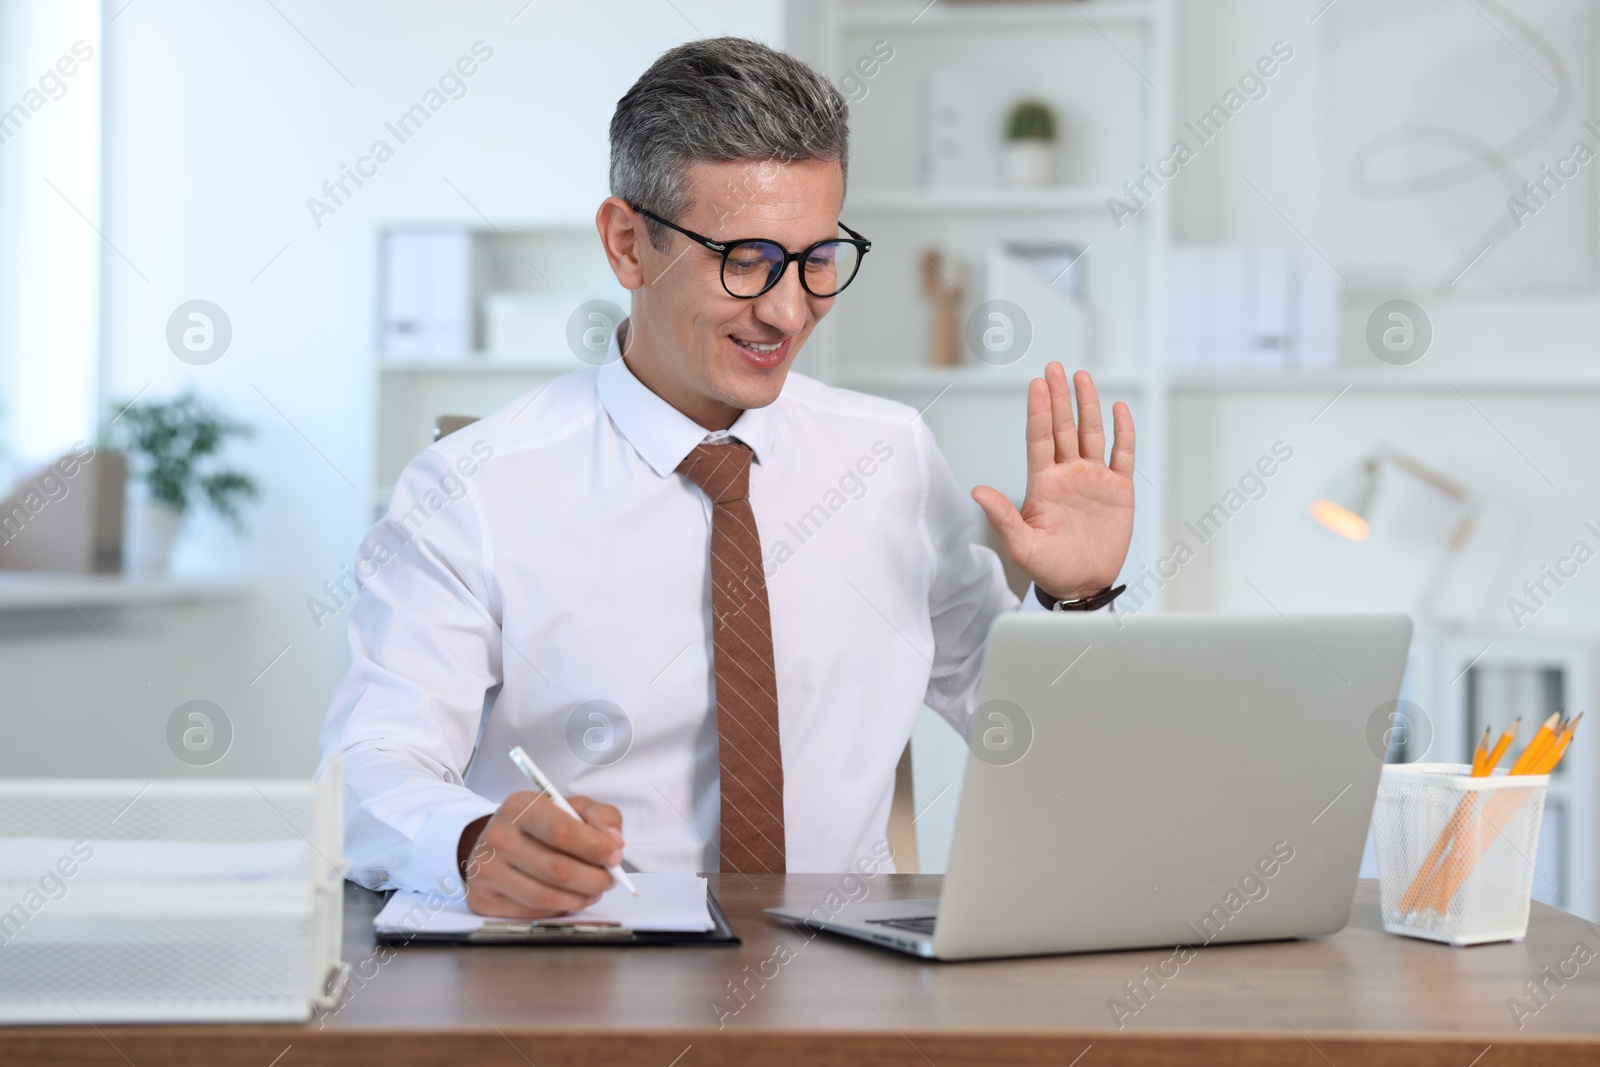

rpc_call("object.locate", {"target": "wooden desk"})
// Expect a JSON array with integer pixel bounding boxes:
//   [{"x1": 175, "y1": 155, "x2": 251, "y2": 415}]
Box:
[{"x1": 6, "y1": 876, "x2": 1600, "y2": 1066}]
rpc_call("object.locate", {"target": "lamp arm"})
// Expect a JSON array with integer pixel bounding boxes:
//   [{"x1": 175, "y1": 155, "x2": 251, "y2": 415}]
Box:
[
  {"x1": 1415, "y1": 505, "x2": 1482, "y2": 625},
  {"x1": 1384, "y1": 448, "x2": 1471, "y2": 503}
]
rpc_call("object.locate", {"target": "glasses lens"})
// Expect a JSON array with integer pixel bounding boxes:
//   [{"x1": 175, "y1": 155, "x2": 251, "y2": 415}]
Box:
[
  {"x1": 722, "y1": 241, "x2": 786, "y2": 297},
  {"x1": 802, "y1": 240, "x2": 861, "y2": 297}
]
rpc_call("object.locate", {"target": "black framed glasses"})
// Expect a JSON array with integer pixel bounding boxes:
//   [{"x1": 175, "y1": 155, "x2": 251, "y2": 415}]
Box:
[{"x1": 631, "y1": 204, "x2": 871, "y2": 299}]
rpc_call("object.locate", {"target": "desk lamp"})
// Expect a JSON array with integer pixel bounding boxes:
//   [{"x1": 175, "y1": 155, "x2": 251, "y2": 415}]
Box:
[{"x1": 1310, "y1": 449, "x2": 1478, "y2": 622}]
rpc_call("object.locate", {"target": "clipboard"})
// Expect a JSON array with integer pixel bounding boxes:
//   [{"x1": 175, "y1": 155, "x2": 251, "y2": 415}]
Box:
[{"x1": 375, "y1": 886, "x2": 741, "y2": 947}]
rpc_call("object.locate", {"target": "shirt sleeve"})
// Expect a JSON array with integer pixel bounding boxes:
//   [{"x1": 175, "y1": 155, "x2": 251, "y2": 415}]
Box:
[
  {"x1": 914, "y1": 422, "x2": 1023, "y2": 736},
  {"x1": 319, "y1": 446, "x2": 502, "y2": 898},
  {"x1": 1020, "y1": 582, "x2": 1051, "y2": 614}
]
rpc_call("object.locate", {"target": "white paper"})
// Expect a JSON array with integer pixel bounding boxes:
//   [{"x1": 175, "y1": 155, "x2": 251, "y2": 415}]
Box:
[
  {"x1": 0, "y1": 837, "x2": 315, "y2": 884},
  {"x1": 374, "y1": 871, "x2": 714, "y2": 935}
]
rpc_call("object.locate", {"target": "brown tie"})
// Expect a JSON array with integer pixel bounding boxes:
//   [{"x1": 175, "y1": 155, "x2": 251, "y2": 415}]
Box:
[{"x1": 677, "y1": 440, "x2": 786, "y2": 873}]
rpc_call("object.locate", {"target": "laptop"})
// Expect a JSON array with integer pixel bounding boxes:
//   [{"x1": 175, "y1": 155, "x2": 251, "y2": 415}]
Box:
[{"x1": 767, "y1": 611, "x2": 1413, "y2": 960}]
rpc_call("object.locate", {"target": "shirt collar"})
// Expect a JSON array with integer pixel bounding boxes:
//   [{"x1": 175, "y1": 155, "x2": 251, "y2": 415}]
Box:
[{"x1": 596, "y1": 317, "x2": 777, "y2": 478}]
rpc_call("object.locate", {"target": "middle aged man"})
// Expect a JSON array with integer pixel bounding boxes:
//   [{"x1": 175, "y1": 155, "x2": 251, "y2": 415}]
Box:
[{"x1": 321, "y1": 36, "x2": 1135, "y2": 919}]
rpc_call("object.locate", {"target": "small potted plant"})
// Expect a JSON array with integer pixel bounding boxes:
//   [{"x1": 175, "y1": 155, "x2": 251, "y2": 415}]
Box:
[
  {"x1": 1004, "y1": 98, "x2": 1059, "y2": 189},
  {"x1": 105, "y1": 390, "x2": 258, "y2": 574}
]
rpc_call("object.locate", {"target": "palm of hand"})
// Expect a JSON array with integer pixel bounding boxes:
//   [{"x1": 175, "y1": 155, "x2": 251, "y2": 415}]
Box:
[{"x1": 971, "y1": 364, "x2": 1137, "y2": 602}]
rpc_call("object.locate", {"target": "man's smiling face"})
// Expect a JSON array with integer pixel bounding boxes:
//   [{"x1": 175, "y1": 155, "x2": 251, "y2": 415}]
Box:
[{"x1": 618, "y1": 156, "x2": 846, "y2": 429}]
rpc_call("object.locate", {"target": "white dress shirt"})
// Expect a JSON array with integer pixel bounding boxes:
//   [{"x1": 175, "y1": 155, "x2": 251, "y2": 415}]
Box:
[{"x1": 321, "y1": 325, "x2": 1033, "y2": 895}]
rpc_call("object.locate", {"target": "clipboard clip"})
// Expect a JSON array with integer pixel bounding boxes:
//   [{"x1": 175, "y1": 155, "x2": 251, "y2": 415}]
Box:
[{"x1": 472, "y1": 920, "x2": 636, "y2": 941}]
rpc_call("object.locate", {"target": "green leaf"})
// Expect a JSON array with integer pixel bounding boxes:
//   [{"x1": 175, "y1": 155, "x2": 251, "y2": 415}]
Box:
[{"x1": 105, "y1": 388, "x2": 258, "y2": 530}]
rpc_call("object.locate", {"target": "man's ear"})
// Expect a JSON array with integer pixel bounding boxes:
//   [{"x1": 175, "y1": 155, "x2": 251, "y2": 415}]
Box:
[{"x1": 595, "y1": 196, "x2": 647, "y2": 291}]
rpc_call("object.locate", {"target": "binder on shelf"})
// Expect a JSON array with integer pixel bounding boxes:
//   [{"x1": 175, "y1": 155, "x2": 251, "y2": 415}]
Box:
[
  {"x1": 382, "y1": 228, "x2": 478, "y2": 360},
  {"x1": 1166, "y1": 245, "x2": 1341, "y2": 373},
  {"x1": 923, "y1": 71, "x2": 1024, "y2": 190}
]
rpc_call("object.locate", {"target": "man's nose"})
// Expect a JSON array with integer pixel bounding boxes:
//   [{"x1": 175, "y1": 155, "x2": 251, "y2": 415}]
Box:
[{"x1": 751, "y1": 259, "x2": 809, "y2": 335}]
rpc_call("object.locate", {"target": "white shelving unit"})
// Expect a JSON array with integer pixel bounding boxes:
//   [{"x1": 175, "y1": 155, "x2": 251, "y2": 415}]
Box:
[
  {"x1": 852, "y1": 186, "x2": 1124, "y2": 213},
  {"x1": 1170, "y1": 372, "x2": 1600, "y2": 393},
  {"x1": 786, "y1": 0, "x2": 1600, "y2": 906},
  {"x1": 370, "y1": 223, "x2": 615, "y2": 508},
  {"x1": 836, "y1": 0, "x2": 1164, "y2": 30},
  {"x1": 787, "y1": 0, "x2": 1176, "y2": 597}
]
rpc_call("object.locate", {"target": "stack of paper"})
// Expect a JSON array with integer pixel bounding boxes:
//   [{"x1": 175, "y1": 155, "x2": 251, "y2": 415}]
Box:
[{"x1": 373, "y1": 872, "x2": 713, "y2": 935}]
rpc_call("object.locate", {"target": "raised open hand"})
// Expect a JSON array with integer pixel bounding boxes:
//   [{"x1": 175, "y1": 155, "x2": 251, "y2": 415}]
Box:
[{"x1": 971, "y1": 362, "x2": 1136, "y2": 602}]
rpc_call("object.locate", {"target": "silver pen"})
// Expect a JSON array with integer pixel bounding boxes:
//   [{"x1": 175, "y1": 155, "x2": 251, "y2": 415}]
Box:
[{"x1": 508, "y1": 745, "x2": 638, "y2": 896}]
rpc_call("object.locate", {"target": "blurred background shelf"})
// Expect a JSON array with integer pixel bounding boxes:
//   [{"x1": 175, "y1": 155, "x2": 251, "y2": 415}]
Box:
[
  {"x1": 852, "y1": 186, "x2": 1125, "y2": 213},
  {"x1": 1169, "y1": 372, "x2": 1600, "y2": 393},
  {"x1": 832, "y1": 365, "x2": 1145, "y2": 393},
  {"x1": 379, "y1": 358, "x2": 573, "y2": 375},
  {"x1": 839, "y1": 0, "x2": 1161, "y2": 31},
  {"x1": 0, "y1": 573, "x2": 247, "y2": 613}
]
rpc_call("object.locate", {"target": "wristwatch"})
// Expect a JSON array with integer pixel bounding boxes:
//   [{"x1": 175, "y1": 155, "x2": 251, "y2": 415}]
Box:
[{"x1": 1035, "y1": 583, "x2": 1127, "y2": 612}]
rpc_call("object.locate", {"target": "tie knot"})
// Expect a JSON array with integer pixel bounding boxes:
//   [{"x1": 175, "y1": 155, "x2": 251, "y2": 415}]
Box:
[{"x1": 677, "y1": 440, "x2": 753, "y2": 504}]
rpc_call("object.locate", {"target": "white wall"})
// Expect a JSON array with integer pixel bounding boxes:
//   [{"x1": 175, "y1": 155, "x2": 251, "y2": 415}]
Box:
[
  {"x1": 0, "y1": 0, "x2": 100, "y2": 475},
  {"x1": 98, "y1": 0, "x2": 783, "y2": 776}
]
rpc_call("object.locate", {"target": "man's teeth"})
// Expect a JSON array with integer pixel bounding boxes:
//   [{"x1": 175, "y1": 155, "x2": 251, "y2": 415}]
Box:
[{"x1": 735, "y1": 338, "x2": 784, "y2": 353}]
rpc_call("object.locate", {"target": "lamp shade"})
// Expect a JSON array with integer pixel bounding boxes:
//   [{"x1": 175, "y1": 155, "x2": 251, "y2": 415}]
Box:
[{"x1": 1310, "y1": 460, "x2": 1379, "y2": 543}]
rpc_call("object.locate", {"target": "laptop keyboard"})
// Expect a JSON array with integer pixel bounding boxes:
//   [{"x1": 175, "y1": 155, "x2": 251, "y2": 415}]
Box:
[{"x1": 866, "y1": 915, "x2": 938, "y2": 936}]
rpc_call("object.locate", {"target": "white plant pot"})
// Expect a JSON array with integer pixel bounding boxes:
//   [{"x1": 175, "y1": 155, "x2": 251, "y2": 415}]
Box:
[
  {"x1": 1005, "y1": 141, "x2": 1056, "y2": 188},
  {"x1": 126, "y1": 497, "x2": 183, "y2": 575}
]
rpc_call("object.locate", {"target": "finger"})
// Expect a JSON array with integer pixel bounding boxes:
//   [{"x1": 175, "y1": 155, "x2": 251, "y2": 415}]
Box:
[
  {"x1": 1073, "y1": 371, "x2": 1106, "y2": 464},
  {"x1": 972, "y1": 486, "x2": 1030, "y2": 562},
  {"x1": 515, "y1": 794, "x2": 625, "y2": 869},
  {"x1": 1108, "y1": 401, "x2": 1136, "y2": 478},
  {"x1": 468, "y1": 868, "x2": 602, "y2": 920},
  {"x1": 1047, "y1": 362, "x2": 1079, "y2": 463},
  {"x1": 496, "y1": 856, "x2": 610, "y2": 911},
  {"x1": 499, "y1": 789, "x2": 551, "y2": 828},
  {"x1": 570, "y1": 796, "x2": 624, "y2": 845},
  {"x1": 1024, "y1": 377, "x2": 1054, "y2": 476},
  {"x1": 486, "y1": 814, "x2": 616, "y2": 897},
  {"x1": 513, "y1": 839, "x2": 617, "y2": 898}
]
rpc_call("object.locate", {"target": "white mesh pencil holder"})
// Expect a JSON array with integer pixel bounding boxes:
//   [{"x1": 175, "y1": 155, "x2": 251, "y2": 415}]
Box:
[{"x1": 1373, "y1": 762, "x2": 1549, "y2": 946}]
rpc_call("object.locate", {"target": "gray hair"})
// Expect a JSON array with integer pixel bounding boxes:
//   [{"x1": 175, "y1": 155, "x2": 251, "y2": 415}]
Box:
[{"x1": 609, "y1": 36, "x2": 850, "y2": 251}]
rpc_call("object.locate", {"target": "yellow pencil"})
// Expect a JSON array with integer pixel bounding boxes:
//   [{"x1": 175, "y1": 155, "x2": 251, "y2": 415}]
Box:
[
  {"x1": 1531, "y1": 715, "x2": 1578, "y2": 775},
  {"x1": 1480, "y1": 718, "x2": 1519, "y2": 777},
  {"x1": 1401, "y1": 720, "x2": 1510, "y2": 912},
  {"x1": 1508, "y1": 713, "x2": 1562, "y2": 774},
  {"x1": 1427, "y1": 715, "x2": 1579, "y2": 913}
]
